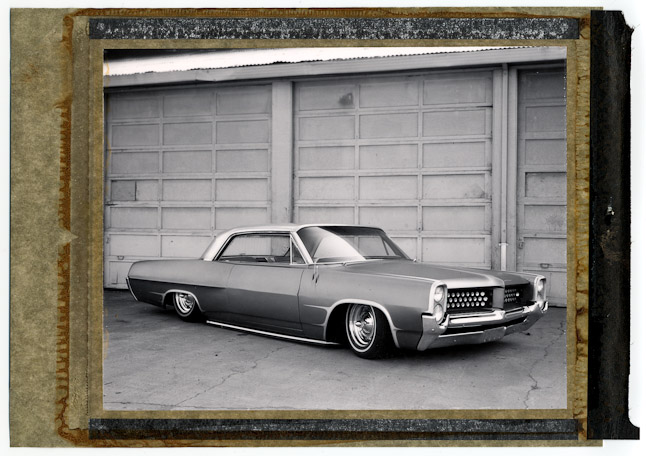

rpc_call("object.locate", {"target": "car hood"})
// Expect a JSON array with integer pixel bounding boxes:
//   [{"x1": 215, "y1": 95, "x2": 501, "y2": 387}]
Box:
[{"x1": 340, "y1": 260, "x2": 529, "y2": 289}]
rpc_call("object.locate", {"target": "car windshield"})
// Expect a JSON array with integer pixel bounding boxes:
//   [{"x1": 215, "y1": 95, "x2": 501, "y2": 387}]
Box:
[{"x1": 297, "y1": 226, "x2": 409, "y2": 263}]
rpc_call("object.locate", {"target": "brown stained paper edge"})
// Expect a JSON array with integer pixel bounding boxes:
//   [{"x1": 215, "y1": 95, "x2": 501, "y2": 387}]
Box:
[{"x1": 8, "y1": 7, "x2": 594, "y2": 447}]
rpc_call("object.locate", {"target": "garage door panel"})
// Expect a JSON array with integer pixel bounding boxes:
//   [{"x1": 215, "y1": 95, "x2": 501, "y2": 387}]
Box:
[
  {"x1": 162, "y1": 207, "x2": 212, "y2": 230},
  {"x1": 524, "y1": 139, "x2": 566, "y2": 165},
  {"x1": 422, "y1": 174, "x2": 487, "y2": 200},
  {"x1": 525, "y1": 172, "x2": 566, "y2": 198},
  {"x1": 216, "y1": 120, "x2": 269, "y2": 144},
  {"x1": 516, "y1": 68, "x2": 567, "y2": 306},
  {"x1": 109, "y1": 96, "x2": 158, "y2": 120},
  {"x1": 359, "y1": 112, "x2": 418, "y2": 139},
  {"x1": 360, "y1": 144, "x2": 417, "y2": 169},
  {"x1": 359, "y1": 80, "x2": 418, "y2": 108},
  {"x1": 216, "y1": 207, "x2": 269, "y2": 229},
  {"x1": 293, "y1": 71, "x2": 494, "y2": 273},
  {"x1": 163, "y1": 91, "x2": 212, "y2": 117},
  {"x1": 359, "y1": 176, "x2": 417, "y2": 200},
  {"x1": 391, "y1": 237, "x2": 417, "y2": 259},
  {"x1": 298, "y1": 207, "x2": 355, "y2": 224},
  {"x1": 298, "y1": 83, "x2": 355, "y2": 111},
  {"x1": 422, "y1": 206, "x2": 488, "y2": 232},
  {"x1": 299, "y1": 146, "x2": 354, "y2": 171},
  {"x1": 524, "y1": 106, "x2": 566, "y2": 133},
  {"x1": 423, "y1": 109, "x2": 490, "y2": 137},
  {"x1": 359, "y1": 206, "x2": 417, "y2": 231},
  {"x1": 299, "y1": 116, "x2": 355, "y2": 141},
  {"x1": 217, "y1": 86, "x2": 271, "y2": 114},
  {"x1": 217, "y1": 149, "x2": 269, "y2": 173},
  {"x1": 106, "y1": 84, "x2": 272, "y2": 288},
  {"x1": 423, "y1": 72, "x2": 492, "y2": 105},
  {"x1": 161, "y1": 235, "x2": 213, "y2": 258},
  {"x1": 163, "y1": 150, "x2": 212, "y2": 173},
  {"x1": 523, "y1": 237, "x2": 566, "y2": 266},
  {"x1": 299, "y1": 177, "x2": 354, "y2": 200},
  {"x1": 422, "y1": 237, "x2": 488, "y2": 265},
  {"x1": 109, "y1": 207, "x2": 158, "y2": 229},
  {"x1": 423, "y1": 141, "x2": 488, "y2": 168},
  {"x1": 111, "y1": 180, "x2": 158, "y2": 201},
  {"x1": 520, "y1": 72, "x2": 566, "y2": 100},
  {"x1": 163, "y1": 122, "x2": 212, "y2": 145},
  {"x1": 109, "y1": 234, "x2": 159, "y2": 257},
  {"x1": 216, "y1": 179, "x2": 268, "y2": 201},
  {"x1": 162, "y1": 179, "x2": 212, "y2": 201},
  {"x1": 111, "y1": 124, "x2": 159, "y2": 147},
  {"x1": 110, "y1": 151, "x2": 159, "y2": 174},
  {"x1": 524, "y1": 205, "x2": 566, "y2": 232}
]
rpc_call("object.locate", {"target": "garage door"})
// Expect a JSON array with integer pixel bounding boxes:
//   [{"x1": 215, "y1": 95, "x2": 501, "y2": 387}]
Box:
[
  {"x1": 515, "y1": 68, "x2": 567, "y2": 305},
  {"x1": 293, "y1": 70, "x2": 494, "y2": 268},
  {"x1": 104, "y1": 84, "x2": 272, "y2": 288}
]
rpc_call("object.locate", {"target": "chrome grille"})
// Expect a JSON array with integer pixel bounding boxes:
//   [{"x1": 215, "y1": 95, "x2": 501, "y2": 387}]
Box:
[
  {"x1": 447, "y1": 289, "x2": 493, "y2": 313},
  {"x1": 504, "y1": 286, "x2": 525, "y2": 309}
]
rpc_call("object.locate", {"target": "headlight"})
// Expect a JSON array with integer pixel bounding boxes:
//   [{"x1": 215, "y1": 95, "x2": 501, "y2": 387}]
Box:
[
  {"x1": 534, "y1": 277, "x2": 547, "y2": 302},
  {"x1": 430, "y1": 284, "x2": 447, "y2": 323}
]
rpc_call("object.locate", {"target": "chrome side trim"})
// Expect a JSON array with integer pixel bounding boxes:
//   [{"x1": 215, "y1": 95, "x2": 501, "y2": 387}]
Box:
[{"x1": 206, "y1": 320, "x2": 339, "y2": 346}]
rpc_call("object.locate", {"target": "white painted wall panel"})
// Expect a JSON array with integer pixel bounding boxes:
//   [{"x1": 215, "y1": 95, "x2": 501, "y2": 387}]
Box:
[
  {"x1": 294, "y1": 70, "x2": 494, "y2": 269},
  {"x1": 105, "y1": 83, "x2": 272, "y2": 287}
]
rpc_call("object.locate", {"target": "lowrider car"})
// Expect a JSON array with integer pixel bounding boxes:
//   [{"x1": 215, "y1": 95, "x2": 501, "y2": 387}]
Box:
[{"x1": 127, "y1": 224, "x2": 549, "y2": 358}]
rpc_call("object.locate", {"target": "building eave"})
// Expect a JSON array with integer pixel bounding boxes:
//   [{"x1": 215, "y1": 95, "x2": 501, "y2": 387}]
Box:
[{"x1": 104, "y1": 46, "x2": 567, "y2": 89}]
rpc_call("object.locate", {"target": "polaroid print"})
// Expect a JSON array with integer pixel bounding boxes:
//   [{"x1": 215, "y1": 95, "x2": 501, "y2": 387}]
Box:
[
  {"x1": 8, "y1": 7, "x2": 638, "y2": 446},
  {"x1": 102, "y1": 46, "x2": 567, "y2": 413}
]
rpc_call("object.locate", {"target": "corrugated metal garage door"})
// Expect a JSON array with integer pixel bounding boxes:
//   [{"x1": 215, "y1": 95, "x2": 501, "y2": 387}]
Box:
[
  {"x1": 515, "y1": 68, "x2": 567, "y2": 305},
  {"x1": 104, "y1": 84, "x2": 272, "y2": 287},
  {"x1": 293, "y1": 70, "x2": 494, "y2": 268}
]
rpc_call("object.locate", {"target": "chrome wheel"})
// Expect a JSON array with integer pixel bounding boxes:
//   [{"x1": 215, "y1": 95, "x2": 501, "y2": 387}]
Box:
[
  {"x1": 346, "y1": 304, "x2": 376, "y2": 350},
  {"x1": 172, "y1": 292, "x2": 202, "y2": 321}
]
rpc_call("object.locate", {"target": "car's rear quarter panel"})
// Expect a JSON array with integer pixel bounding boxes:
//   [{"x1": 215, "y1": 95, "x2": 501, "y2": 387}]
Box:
[{"x1": 127, "y1": 260, "x2": 234, "y2": 316}]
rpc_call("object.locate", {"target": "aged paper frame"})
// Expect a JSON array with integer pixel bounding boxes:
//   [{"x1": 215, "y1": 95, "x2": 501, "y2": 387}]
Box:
[{"x1": 9, "y1": 7, "x2": 632, "y2": 446}]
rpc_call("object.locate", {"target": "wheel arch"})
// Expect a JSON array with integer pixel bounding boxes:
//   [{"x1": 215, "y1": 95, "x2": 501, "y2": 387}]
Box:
[
  {"x1": 323, "y1": 299, "x2": 400, "y2": 348},
  {"x1": 161, "y1": 289, "x2": 204, "y2": 312}
]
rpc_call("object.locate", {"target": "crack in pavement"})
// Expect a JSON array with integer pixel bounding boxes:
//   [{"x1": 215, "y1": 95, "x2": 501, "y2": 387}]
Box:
[
  {"x1": 173, "y1": 345, "x2": 289, "y2": 408},
  {"x1": 523, "y1": 316, "x2": 566, "y2": 409}
]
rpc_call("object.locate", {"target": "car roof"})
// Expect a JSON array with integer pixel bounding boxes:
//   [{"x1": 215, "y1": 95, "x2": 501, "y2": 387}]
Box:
[
  {"x1": 219, "y1": 223, "x2": 380, "y2": 234},
  {"x1": 200, "y1": 223, "x2": 382, "y2": 260}
]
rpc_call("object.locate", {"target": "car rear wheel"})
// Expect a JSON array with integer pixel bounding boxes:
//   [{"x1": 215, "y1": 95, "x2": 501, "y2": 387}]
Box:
[
  {"x1": 345, "y1": 304, "x2": 395, "y2": 359},
  {"x1": 173, "y1": 292, "x2": 203, "y2": 322}
]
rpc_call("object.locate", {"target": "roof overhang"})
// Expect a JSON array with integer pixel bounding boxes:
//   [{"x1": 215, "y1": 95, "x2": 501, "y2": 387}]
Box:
[{"x1": 104, "y1": 46, "x2": 567, "y2": 89}]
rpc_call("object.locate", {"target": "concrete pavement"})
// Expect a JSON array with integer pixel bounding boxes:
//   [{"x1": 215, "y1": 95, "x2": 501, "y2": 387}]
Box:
[{"x1": 103, "y1": 290, "x2": 567, "y2": 410}]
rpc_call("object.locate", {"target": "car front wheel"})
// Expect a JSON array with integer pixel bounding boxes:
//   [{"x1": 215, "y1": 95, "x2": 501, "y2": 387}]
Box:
[
  {"x1": 173, "y1": 292, "x2": 203, "y2": 322},
  {"x1": 345, "y1": 304, "x2": 395, "y2": 359}
]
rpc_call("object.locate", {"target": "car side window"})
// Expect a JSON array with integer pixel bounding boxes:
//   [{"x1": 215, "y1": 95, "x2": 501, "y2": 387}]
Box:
[
  {"x1": 291, "y1": 239, "x2": 305, "y2": 264},
  {"x1": 218, "y1": 233, "x2": 306, "y2": 265}
]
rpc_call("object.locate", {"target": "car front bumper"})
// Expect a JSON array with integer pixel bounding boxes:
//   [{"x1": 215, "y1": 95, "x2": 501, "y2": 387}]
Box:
[{"x1": 416, "y1": 300, "x2": 549, "y2": 351}]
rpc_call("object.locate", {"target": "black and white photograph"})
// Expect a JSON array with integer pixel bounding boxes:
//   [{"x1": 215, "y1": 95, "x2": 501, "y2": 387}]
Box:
[{"x1": 102, "y1": 46, "x2": 568, "y2": 411}]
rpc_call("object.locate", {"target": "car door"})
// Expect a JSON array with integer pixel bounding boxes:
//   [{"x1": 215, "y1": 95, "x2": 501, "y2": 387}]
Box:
[{"x1": 217, "y1": 233, "x2": 307, "y2": 334}]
